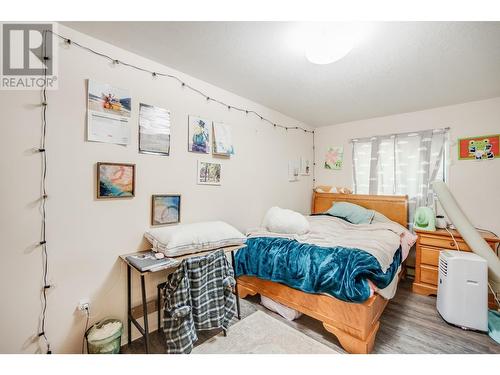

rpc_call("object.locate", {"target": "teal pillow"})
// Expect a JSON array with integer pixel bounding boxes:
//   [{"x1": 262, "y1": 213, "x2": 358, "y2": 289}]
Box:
[{"x1": 327, "y1": 202, "x2": 375, "y2": 224}]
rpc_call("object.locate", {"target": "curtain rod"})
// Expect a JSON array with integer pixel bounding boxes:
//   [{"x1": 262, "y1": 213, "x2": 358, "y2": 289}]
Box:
[{"x1": 350, "y1": 127, "x2": 450, "y2": 143}]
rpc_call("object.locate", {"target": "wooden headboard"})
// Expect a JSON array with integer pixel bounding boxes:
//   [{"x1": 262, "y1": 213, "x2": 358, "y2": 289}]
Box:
[{"x1": 311, "y1": 191, "x2": 409, "y2": 228}]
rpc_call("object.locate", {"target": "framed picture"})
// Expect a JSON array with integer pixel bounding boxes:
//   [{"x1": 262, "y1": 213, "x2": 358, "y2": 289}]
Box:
[
  {"x1": 138, "y1": 103, "x2": 171, "y2": 156},
  {"x1": 197, "y1": 161, "x2": 221, "y2": 185},
  {"x1": 97, "y1": 162, "x2": 135, "y2": 199},
  {"x1": 213, "y1": 122, "x2": 234, "y2": 156},
  {"x1": 325, "y1": 146, "x2": 344, "y2": 170},
  {"x1": 288, "y1": 160, "x2": 299, "y2": 182},
  {"x1": 151, "y1": 195, "x2": 181, "y2": 226},
  {"x1": 458, "y1": 134, "x2": 499, "y2": 160},
  {"x1": 188, "y1": 115, "x2": 211, "y2": 154},
  {"x1": 299, "y1": 157, "x2": 311, "y2": 176}
]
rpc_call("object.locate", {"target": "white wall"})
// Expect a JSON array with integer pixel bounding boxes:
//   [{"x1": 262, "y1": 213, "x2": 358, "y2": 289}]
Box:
[
  {"x1": 315, "y1": 97, "x2": 500, "y2": 237},
  {"x1": 0, "y1": 24, "x2": 313, "y2": 353}
]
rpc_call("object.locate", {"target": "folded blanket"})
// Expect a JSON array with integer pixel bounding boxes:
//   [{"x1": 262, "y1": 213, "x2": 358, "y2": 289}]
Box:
[{"x1": 235, "y1": 237, "x2": 402, "y2": 303}]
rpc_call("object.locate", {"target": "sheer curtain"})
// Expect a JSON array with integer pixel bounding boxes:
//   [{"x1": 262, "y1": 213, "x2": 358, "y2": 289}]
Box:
[{"x1": 352, "y1": 128, "x2": 449, "y2": 227}]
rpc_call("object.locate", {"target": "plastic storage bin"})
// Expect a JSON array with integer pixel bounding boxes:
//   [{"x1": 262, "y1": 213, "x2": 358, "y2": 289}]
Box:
[{"x1": 86, "y1": 318, "x2": 123, "y2": 354}]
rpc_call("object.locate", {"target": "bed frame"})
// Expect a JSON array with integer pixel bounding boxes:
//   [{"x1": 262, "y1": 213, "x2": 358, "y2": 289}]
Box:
[{"x1": 237, "y1": 191, "x2": 408, "y2": 354}]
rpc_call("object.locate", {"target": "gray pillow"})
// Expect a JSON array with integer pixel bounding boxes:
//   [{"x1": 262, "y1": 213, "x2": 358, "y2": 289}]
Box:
[{"x1": 327, "y1": 202, "x2": 375, "y2": 224}]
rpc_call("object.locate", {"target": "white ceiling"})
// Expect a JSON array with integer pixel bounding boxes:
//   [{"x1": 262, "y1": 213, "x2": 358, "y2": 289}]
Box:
[{"x1": 63, "y1": 22, "x2": 500, "y2": 127}]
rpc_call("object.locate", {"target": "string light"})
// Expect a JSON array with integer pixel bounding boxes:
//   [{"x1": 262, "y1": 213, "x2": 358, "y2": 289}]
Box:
[
  {"x1": 47, "y1": 30, "x2": 314, "y2": 135},
  {"x1": 38, "y1": 29, "x2": 51, "y2": 355}
]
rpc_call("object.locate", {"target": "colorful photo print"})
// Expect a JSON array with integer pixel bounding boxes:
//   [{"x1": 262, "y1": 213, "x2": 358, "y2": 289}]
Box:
[
  {"x1": 325, "y1": 146, "x2": 344, "y2": 170},
  {"x1": 213, "y1": 122, "x2": 234, "y2": 155},
  {"x1": 88, "y1": 80, "x2": 131, "y2": 118},
  {"x1": 197, "y1": 161, "x2": 221, "y2": 185},
  {"x1": 458, "y1": 134, "x2": 499, "y2": 160},
  {"x1": 151, "y1": 195, "x2": 181, "y2": 225},
  {"x1": 188, "y1": 116, "x2": 211, "y2": 153},
  {"x1": 97, "y1": 162, "x2": 135, "y2": 198}
]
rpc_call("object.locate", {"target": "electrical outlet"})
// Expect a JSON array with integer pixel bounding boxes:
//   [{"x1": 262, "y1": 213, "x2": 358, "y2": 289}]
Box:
[{"x1": 78, "y1": 298, "x2": 90, "y2": 312}]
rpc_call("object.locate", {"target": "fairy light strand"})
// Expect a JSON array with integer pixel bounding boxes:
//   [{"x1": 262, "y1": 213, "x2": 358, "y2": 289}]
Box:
[
  {"x1": 50, "y1": 30, "x2": 314, "y2": 135},
  {"x1": 38, "y1": 29, "x2": 51, "y2": 354}
]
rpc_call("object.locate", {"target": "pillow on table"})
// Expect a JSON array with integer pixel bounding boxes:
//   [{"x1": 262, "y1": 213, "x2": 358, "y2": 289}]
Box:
[
  {"x1": 262, "y1": 207, "x2": 310, "y2": 235},
  {"x1": 326, "y1": 202, "x2": 375, "y2": 224},
  {"x1": 145, "y1": 221, "x2": 246, "y2": 257}
]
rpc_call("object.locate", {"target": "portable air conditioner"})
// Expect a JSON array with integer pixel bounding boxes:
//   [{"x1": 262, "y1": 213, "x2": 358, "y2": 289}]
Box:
[{"x1": 436, "y1": 250, "x2": 488, "y2": 331}]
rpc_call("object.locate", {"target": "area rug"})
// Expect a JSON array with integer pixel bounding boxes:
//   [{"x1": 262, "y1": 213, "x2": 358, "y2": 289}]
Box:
[{"x1": 192, "y1": 311, "x2": 339, "y2": 354}]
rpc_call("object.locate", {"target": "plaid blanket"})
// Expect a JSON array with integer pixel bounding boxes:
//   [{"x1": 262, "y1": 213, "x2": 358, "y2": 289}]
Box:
[{"x1": 162, "y1": 250, "x2": 236, "y2": 354}]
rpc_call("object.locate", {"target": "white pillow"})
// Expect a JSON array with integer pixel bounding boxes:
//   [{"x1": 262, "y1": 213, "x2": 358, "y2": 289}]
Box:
[
  {"x1": 260, "y1": 295, "x2": 302, "y2": 321},
  {"x1": 262, "y1": 207, "x2": 310, "y2": 235},
  {"x1": 144, "y1": 221, "x2": 246, "y2": 257}
]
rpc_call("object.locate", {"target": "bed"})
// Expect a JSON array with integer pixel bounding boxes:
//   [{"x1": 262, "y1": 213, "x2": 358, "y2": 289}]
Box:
[{"x1": 235, "y1": 191, "x2": 409, "y2": 354}]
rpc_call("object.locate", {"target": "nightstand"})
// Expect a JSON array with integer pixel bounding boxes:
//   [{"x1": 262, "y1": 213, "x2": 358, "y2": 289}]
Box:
[{"x1": 412, "y1": 228, "x2": 499, "y2": 306}]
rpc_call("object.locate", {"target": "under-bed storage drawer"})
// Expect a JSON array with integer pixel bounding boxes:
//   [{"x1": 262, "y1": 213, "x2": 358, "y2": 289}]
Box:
[{"x1": 420, "y1": 265, "x2": 438, "y2": 285}]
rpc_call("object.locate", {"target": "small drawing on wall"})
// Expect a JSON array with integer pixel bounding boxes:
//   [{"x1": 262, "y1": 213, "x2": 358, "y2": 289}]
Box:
[
  {"x1": 458, "y1": 134, "x2": 499, "y2": 161},
  {"x1": 188, "y1": 116, "x2": 211, "y2": 154},
  {"x1": 325, "y1": 146, "x2": 344, "y2": 170},
  {"x1": 97, "y1": 162, "x2": 135, "y2": 198},
  {"x1": 151, "y1": 195, "x2": 181, "y2": 226},
  {"x1": 288, "y1": 160, "x2": 299, "y2": 182},
  {"x1": 213, "y1": 122, "x2": 234, "y2": 156},
  {"x1": 300, "y1": 157, "x2": 311, "y2": 176},
  {"x1": 87, "y1": 80, "x2": 131, "y2": 145},
  {"x1": 197, "y1": 161, "x2": 221, "y2": 185},
  {"x1": 139, "y1": 103, "x2": 171, "y2": 156}
]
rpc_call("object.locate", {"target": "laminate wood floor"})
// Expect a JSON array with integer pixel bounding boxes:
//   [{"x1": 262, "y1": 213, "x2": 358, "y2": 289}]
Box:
[{"x1": 122, "y1": 278, "x2": 500, "y2": 354}]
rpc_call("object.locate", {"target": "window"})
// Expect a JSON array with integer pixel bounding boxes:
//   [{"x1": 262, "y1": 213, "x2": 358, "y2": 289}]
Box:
[{"x1": 352, "y1": 128, "x2": 448, "y2": 226}]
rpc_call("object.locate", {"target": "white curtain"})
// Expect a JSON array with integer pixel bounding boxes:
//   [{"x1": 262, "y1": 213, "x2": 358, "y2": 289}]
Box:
[{"x1": 352, "y1": 128, "x2": 448, "y2": 227}]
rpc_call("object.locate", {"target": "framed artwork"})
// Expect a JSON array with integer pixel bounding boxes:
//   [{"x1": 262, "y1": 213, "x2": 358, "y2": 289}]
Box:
[
  {"x1": 288, "y1": 160, "x2": 299, "y2": 182},
  {"x1": 188, "y1": 115, "x2": 211, "y2": 154},
  {"x1": 325, "y1": 146, "x2": 344, "y2": 170},
  {"x1": 213, "y1": 122, "x2": 234, "y2": 156},
  {"x1": 138, "y1": 103, "x2": 171, "y2": 156},
  {"x1": 151, "y1": 195, "x2": 181, "y2": 226},
  {"x1": 97, "y1": 162, "x2": 135, "y2": 199},
  {"x1": 197, "y1": 161, "x2": 221, "y2": 185},
  {"x1": 87, "y1": 80, "x2": 131, "y2": 145},
  {"x1": 458, "y1": 134, "x2": 499, "y2": 160},
  {"x1": 300, "y1": 157, "x2": 311, "y2": 176}
]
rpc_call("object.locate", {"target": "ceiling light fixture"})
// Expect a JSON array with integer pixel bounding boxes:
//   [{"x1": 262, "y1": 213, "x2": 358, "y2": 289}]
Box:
[{"x1": 302, "y1": 23, "x2": 366, "y2": 65}]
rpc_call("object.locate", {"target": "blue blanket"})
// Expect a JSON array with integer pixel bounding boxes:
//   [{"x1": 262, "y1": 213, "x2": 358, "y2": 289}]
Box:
[{"x1": 235, "y1": 237, "x2": 402, "y2": 303}]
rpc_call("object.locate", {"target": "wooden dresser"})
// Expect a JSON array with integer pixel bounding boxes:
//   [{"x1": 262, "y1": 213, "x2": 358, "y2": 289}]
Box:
[{"x1": 412, "y1": 228, "x2": 500, "y2": 303}]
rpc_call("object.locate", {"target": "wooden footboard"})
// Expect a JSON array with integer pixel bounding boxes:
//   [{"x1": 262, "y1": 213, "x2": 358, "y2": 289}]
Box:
[{"x1": 238, "y1": 275, "x2": 389, "y2": 354}]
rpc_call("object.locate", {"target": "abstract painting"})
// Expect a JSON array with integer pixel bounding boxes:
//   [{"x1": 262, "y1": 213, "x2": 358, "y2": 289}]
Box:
[
  {"x1": 325, "y1": 146, "x2": 344, "y2": 170},
  {"x1": 197, "y1": 161, "x2": 221, "y2": 185},
  {"x1": 188, "y1": 115, "x2": 211, "y2": 154},
  {"x1": 151, "y1": 195, "x2": 181, "y2": 225},
  {"x1": 458, "y1": 134, "x2": 499, "y2": 160},
  {"x1": 213, "y1": 122, "x2": 234, "y2": 155},
  {"x1": 97, "y1": 162, "x2": 135, "y2": 198},
  {"x1": 139, "y1": 103, "x2": 171, "y2": 156}
]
